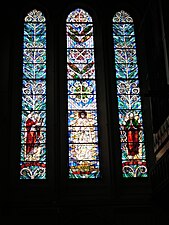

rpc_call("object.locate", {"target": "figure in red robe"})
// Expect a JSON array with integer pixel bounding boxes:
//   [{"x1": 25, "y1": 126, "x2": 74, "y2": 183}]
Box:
[
  {"x1": 25, "y1": 112, "x2": 42, "y2": 154},
  {"x1": 124, "y1": 113, "x2": 141, "y2": 156}
]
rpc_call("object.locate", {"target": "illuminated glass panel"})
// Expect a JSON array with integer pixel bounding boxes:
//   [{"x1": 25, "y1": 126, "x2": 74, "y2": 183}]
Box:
[
  {"x1": 20, "y1": 9, "x2": 46, "y2": 179},
  {"x1": 66, "y1": 8, "x2": 100, "y2": 178},
  {"x1": 113, "y1": 10, "x2": 148, "y2": 177}
]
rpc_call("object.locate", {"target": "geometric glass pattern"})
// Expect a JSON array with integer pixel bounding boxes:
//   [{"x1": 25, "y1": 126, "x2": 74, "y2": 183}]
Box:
[
  {"x1": 66, "y1": 8, "x2": 100, "y2": 178},
  {"x1": 113, "y1": 10, "x2": 148, "y2": 177},
  {"x1": 20, "y1": 9, "x2": 46, "y2": 179}
]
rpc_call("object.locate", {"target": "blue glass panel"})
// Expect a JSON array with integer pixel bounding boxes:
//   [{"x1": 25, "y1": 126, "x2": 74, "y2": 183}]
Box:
[
  {"x1": 23, "y1": 64, "x2": 46, "y2": 79},
  {"x1": 115, "y1": 63, "x2": 138, "y2": 79}
]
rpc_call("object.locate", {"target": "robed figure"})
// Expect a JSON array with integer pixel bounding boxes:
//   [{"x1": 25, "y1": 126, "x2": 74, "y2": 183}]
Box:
[
  {"x1": 25, "y1": 112, "x2": 43, "y2": 155},
  {"x1": 124, "y1": 113, "x2": 141, "y2": 156}
]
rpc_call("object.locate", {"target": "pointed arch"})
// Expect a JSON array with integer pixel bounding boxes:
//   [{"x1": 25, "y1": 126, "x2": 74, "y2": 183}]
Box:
[
  {"x1": 112, "y1": 10, "x2": 148, "y2": 177},
  {"x1": 20, "y1": 9, "x2": 47, "y2": 179},
  {"x1": 66, "y1": 8, "x2": 100, "y2": 178}
]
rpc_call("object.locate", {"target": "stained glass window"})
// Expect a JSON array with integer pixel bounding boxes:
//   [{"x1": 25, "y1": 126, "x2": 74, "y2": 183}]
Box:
[
  {"x1": 20, "y1": 9, "x2": 46, "y2": 179},
  {"x1": 66, "y1": 8, "x2": 100, "y2": 178},
  {"x1": 112, "y1": 10, "x2": 148, "y2": 177}
]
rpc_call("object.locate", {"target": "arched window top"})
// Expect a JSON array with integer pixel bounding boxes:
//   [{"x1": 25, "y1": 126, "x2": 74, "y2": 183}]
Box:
[
  {"x1": 66, "y1": 8, "x2": 92, "y2": 23},
  {"x1": 24, "y1": 9, "x2": 46, "y2": 22},
  {"x1": 113, "y1": 10, "x2": 133, "y2": 23}
]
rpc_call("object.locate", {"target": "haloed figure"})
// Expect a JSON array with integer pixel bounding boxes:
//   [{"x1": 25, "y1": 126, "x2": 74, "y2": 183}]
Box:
[
  {"x1": 77, "y1": 110, "x2": 93, "y2": 143},
  {"x1": 124, "y1": 113, "x2": 141, "y2": 156},
  {"x1": 78, "y1": 110, "x2": 87, "y2": 125},
  {"x1": 25, "y1": 111, "x2": 43, "y2": 155}
]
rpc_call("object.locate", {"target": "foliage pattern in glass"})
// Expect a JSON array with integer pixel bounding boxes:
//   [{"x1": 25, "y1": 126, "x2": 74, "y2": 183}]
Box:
[
  {"x1": 66, "y1": 8, "x2": 100, "y2": 178},
  {"x1": 113, "y1": 10, "x2": 148, "y2": 177},
  {"x1": 20, "y1": 9, "x2": 46, "y2": 179}
]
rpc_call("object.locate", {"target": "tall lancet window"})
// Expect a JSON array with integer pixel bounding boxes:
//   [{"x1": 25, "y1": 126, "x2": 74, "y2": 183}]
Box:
[
  {"x1": 112, "y1": 10, "x2": 148, "y2": 177},
  {"x1": 20, "y1": 9, "x2": 47, "y2": 179},
  {"x1": 66, "y1": 8, "x2": 100, "y2": 178}
]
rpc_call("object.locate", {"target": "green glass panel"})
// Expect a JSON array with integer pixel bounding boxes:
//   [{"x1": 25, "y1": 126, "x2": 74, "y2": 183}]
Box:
[
  {"x1": 113, "y1": 24, "x2": 134, "y2": 36},
  {"x1": 115, "y1": 63, "x2": 138, "y2": 79},
  {"x1": 23, "y1": 64, "x2": 46, "y2": 79}
]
